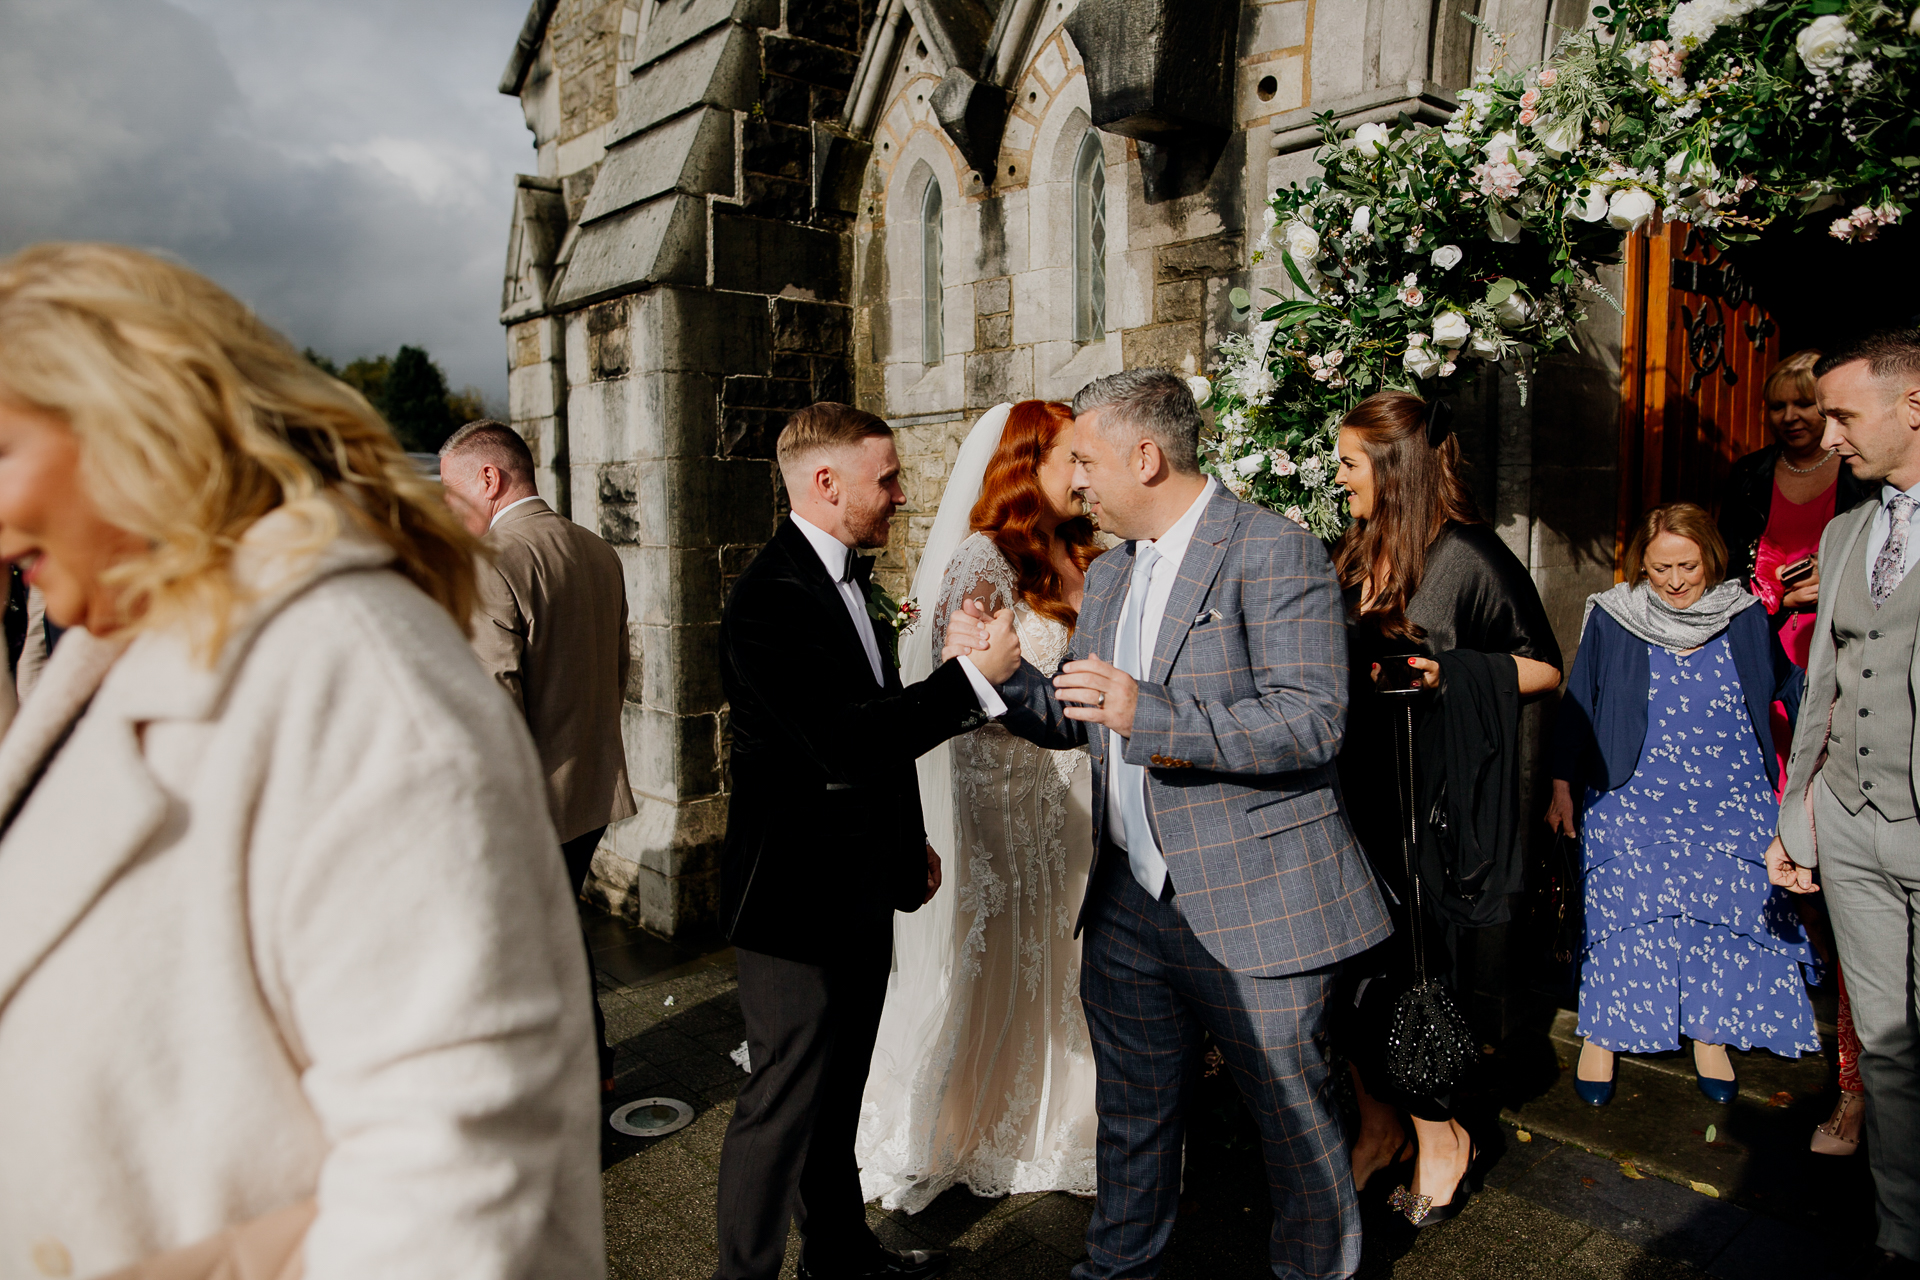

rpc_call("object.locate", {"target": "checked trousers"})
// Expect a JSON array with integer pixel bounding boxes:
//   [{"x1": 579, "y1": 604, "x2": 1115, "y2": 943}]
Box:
[{"x1": 1074, "y1": 853, "x2": 1359, "y2": 1280}]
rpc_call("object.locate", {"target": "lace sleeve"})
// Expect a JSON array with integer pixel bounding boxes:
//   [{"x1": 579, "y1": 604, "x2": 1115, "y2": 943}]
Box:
[{"x1": 929, "y1": 533, "x2": 1019, "y2": 663}]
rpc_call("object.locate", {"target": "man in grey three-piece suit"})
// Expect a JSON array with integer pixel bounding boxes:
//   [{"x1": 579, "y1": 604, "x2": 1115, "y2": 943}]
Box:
[
  {"x1": 1768, "y1": 330, "x2": 1920, "y2": 1267},
  {"x1": 947, "y1": 370, "x2": 1390, "y2": 1280}
]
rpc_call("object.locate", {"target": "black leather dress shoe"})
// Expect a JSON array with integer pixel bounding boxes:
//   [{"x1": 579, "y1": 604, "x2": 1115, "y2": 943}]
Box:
[{"x1": 795, "y1": 1247, "x2": 950, "y2": 1280}]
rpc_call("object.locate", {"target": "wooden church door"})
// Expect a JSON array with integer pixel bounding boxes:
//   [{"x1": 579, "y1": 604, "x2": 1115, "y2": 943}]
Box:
[{"x1": 1615, "y1": 223, "x2": 1783, "y2": 569}]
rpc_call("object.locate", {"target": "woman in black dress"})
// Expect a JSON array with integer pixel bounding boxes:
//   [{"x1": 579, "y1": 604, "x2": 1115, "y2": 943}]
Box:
[{"x1": 1332, "y1": 391, "x2": 1563, "y2": 1225}]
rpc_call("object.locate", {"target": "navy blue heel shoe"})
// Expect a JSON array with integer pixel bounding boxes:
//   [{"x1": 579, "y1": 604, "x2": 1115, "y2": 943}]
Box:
[
  {"x1": 1573, "y1": 1075, "x2": 1615, "y2": 1106},
  {"x1": 1694, "y1": 1044, "x2": 1737, "y2": 1103},
  {"x1": 1696, "y1": 1071, "x2": 1737, "y2": 1103},
  {"x1": 1573, "y1": 1044, "x2": 1615, "y2": 1105}
]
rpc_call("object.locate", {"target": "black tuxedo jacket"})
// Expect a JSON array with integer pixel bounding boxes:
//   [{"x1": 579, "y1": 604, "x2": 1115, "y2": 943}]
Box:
[{"x1": 718, "y1": 518, "x2": 987, "y2": 962}]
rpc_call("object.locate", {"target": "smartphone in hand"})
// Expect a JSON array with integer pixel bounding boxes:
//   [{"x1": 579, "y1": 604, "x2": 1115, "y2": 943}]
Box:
[{"x1": 1780, "y1": 554, "x2": 1817, "y2": 588}]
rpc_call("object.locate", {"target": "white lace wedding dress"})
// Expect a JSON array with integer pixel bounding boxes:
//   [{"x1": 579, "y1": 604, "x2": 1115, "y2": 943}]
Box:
[{"x1": 856, "y1": 411, "x2": 1099, "y2": 1212}]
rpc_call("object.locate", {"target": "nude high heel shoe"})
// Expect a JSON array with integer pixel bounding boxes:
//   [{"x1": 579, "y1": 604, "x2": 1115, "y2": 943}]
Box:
[{"x1": 1812, "y1": 1090, "x2": 1863, "y2": 1156}]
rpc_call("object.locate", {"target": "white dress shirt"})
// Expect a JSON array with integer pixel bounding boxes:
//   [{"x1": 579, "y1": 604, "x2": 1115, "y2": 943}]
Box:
[
  {"x1": 1862, "y1": 478, "x2": 1920, "y2": 589},
  {"x1": 791, "y1": 513, "x2": 885, "y2": 686},
  {"x1": 488, "y1": 493, "x2": 545, "y2": 530},
  {"x1": 1105, "y1": 478, "x2": 1217, "y2": 859}
]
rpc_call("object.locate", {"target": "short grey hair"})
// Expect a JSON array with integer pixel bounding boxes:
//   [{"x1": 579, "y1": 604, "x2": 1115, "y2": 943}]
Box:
[
  {"x1": 1071, "y1": 368, "x2": 1203, "y2": 475},
  {"x1": 439, "y1": 419, "x2": 535, "y2": 486}
]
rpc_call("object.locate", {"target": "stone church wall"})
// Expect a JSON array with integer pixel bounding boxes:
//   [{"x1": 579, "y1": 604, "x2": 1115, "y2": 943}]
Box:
[{"x1": 499, "y1": 0, "x2": 1624, "y2": 942}]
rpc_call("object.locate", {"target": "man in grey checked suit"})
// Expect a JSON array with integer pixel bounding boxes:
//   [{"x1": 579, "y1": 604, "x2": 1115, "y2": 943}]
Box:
[
  {"x1": 1769, "y1": 330, "x2": 1920, "y2": 1267},
  {"x1": 947, "y1": 369, "x2": 1390, "y2": 1279}
]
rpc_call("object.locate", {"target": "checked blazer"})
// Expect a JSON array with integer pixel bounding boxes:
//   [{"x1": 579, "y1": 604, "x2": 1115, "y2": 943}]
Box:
[{"x1": 1000, "y1": 485, "x2": 1391, "y2": 977}]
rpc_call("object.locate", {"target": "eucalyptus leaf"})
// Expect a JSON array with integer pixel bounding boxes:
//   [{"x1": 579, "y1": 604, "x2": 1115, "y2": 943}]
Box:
[
  {"x1": 1229, "y1": 287, "x2": 1252, "y2": 310},
  {"x1": 1486, "y1": 277, "x2": 1519, "y2": 305}
]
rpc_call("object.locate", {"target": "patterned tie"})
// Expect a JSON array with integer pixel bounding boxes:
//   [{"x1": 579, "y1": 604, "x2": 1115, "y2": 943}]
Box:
[
  {"x1": 1871, "y1": 494, "x2": 1919, "y2": 607},
  {"x1": 1112, "y1": 543, "x2": 1165, "y2": 897}
]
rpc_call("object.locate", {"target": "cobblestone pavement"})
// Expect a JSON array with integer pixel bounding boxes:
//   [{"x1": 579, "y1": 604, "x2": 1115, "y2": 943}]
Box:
[{"x1": 585, "y1": 910, "x2": 1876, "y2": 1280}]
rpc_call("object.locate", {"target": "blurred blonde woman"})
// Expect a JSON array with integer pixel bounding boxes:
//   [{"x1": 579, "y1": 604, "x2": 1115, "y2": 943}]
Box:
[{"x1": 0, "y1": 245, "x2": 603, "y2": 1277}]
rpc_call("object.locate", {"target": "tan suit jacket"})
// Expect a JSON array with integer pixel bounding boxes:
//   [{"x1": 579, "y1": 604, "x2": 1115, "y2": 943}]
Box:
[{"x1": 475, "y1": 498, "x2": 637, "y2": 842}]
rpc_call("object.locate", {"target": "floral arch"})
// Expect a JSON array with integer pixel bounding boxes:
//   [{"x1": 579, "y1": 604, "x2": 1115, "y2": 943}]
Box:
[{"x1": 1200, "y1": 0, "x2": 1919, "y2": 537}]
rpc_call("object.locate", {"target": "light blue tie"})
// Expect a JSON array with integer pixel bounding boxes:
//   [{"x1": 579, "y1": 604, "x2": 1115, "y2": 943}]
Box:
[{"x1": 1112, "y1": 543, "x2": 1166, "y2": 897}]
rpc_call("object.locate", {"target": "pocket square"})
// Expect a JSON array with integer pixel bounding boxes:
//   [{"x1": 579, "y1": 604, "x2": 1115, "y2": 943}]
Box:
[{"x1": 1193, "y1": 608, "x2": 1223, "y2": 624}]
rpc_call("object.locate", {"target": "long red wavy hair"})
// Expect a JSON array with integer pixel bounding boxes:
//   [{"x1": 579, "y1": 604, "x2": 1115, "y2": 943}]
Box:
[{"x1": 969, "y1": 400, "x2": 1105, "y2": 629}]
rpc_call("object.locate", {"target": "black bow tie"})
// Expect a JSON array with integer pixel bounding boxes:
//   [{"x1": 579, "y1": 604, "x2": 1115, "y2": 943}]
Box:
[{"x1": 840, "y1": 554, "x2": 874, "y2": 587}]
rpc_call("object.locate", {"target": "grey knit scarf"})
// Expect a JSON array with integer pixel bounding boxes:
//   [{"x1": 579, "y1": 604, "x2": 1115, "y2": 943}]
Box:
[{"x1": 1581, "y1": 579, "x2": 1761, "y2": 651}]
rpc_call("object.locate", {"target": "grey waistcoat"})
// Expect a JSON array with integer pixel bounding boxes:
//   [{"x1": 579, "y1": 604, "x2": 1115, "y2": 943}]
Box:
[{"x1": 1823, "y1": 529, "x2": 1920, "y2": 819}]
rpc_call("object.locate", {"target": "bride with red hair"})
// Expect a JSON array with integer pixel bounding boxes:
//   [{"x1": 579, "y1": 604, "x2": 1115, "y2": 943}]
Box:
[{"x1": 858, "y1": 400, "x2": 1109, "y2": 1210}]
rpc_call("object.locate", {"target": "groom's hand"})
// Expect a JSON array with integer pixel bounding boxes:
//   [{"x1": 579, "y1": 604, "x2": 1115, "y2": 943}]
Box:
[
  {"x1": 924, "y1": 843, "x2": 942, "y2": 904},
  {"x1": 1054, "y1": 655, "x2": 1137, "y2": 736},
  {"x1": 949, "y1": 600, "x2": 1022, "y2": 683}
]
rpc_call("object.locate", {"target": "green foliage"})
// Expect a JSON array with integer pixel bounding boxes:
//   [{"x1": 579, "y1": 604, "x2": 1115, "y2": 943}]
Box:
[
  {"x1": 1202, "y1": 0, "x2": 1916, "y2": 537},
  {"x1": 383, "y1": 345, "x2": 456, "y2": 453},
  {"x1": 306, "y1": 345, "x2": 478, "y2": 453}
]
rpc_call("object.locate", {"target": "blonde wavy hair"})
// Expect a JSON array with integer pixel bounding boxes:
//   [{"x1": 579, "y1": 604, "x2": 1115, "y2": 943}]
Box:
[{"x1": 0, "y1": 243, "x2": 477, "y2": 659}]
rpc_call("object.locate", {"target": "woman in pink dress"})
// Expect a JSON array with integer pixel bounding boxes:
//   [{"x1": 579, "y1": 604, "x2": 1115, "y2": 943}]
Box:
[{"x1": 1716, "y1": 348, "x2": 1872, "y2": 1155}]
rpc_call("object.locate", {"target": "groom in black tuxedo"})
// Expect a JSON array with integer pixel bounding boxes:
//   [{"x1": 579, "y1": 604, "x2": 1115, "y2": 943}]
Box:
[{"x1": 712, "y1": 403, "x2": 1023, "y2": 1280}]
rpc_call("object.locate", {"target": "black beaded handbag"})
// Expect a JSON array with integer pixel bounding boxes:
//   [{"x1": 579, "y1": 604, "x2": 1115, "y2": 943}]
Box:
[{"x1": 1383, "y1": 697, "x2": 1477, "y2": 1097}]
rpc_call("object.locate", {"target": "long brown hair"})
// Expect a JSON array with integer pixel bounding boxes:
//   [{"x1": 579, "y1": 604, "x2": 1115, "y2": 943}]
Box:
[
  {"x1": 1332, "y1": 391, "x2": 1480, "y2": 641},
  {"x1": 969, "y1": 400, "x2": 1104, "y2": 628}
]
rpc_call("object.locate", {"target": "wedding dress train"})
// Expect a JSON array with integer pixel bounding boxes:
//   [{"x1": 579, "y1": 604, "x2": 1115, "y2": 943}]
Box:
[{"x1": 855, "y1": 409, "x2": 1099, "y2": 1212}]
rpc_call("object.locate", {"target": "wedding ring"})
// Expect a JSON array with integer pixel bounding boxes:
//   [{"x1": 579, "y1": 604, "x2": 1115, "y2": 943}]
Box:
[{"x1": 1097, "y1": 692, "x2": 1106, "y2": 708}]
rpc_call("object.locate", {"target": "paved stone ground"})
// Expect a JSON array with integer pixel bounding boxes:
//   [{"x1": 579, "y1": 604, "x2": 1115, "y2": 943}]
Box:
[{"x1": 584, "y1": 910, "x2": 1876, "y2": 1279}]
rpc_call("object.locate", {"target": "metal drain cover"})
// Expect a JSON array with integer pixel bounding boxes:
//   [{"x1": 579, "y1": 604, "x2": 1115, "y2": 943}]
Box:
[{"x1": 610, "y1": 1097, "x2": 694, "y2": 1138}]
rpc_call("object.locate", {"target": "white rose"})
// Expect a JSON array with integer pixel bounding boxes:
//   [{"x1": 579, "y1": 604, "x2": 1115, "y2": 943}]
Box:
[
  {"x1": 1404, "y1": 341, "x2": 1443, "y2": 378},
  {"x1": 1431, "y1": 311, "x2": 1472, "y2": 348},
  {"x1": 1186, "y1": 375, "x2": 1212, "y2": 404},
  {"x1": 1607, "y1": 188, "x2": 1659, "y2": 231},
  {"x1": 1232, "y1": 452, "x2": 1266, "y2": 477},
  {"x1": 1531, "y1": 114, "x2": 1581, "y2": 158},
  {"x1": 1494, "y1": 292, "x2": 1534, "y2": 328},
  {"x1": 1573, "y1": 181, "x2": 1613, "y2": 222},
  {"x1": 1431, "y1": 244, "x2": 1463, "y2": 270},
  {"x1": 1283, "y1": 505, "x2": 1306, "y2": 526},
  {"x1": 1796, "y1": 14, "x2": 1856, "y2": 71},
  {"x1": 1351, "y1": 205, "x2": 1372, "y2": 237},
  {"x1": 1483, "y1": 130, "x2": 1534, "y2": 171},
  {"x1": 1467, "y1": 329, "x2": 1501, "y2": 359},
  {"x1": 1911, "y1": 6, "x2": 1920, "y2": 35},
  {"x1": 1269, "y1": 450, "x2": 1297, "y2": 477},
  {"x1": 1664, "y1": 151, "x2": 1718, "y2": 189},
  {"x1": 1351, "y1": 121, "x2": 1391, "y2": 156}
]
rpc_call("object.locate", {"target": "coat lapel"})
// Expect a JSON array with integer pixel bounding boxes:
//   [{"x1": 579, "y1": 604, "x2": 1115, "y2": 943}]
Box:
[
  {"x1": 1149, "y1": 490, "x2": 1237, "y2": 685},
  {"x1": 0, "y1": 504, "x2": 398, "y2": 1013},
  {"x1": 773, "y1": 519, "x2": 885, "y2": 691},
  {"x1": 0, "y1": 630, "x2": 164, "y2": 1013}
]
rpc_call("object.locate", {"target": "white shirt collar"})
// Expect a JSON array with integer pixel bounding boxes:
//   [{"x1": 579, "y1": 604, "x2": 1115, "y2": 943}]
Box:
[
  {"x1": 1882, "y1": 478, "x2": 1920, "y2": 508},
  {"x1": 790, "y1": 512, "x2": 854, "y2": 582},
  {"x1": 1144, "y1": 477, "x2": 1217, "y2": 567},
  {"x1": 488, "y1": 494, "x2": 545, "y2": 530}
]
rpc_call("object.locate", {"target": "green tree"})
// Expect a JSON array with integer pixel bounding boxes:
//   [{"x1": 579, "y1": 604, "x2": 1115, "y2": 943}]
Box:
[
  {"x1": 380, "y1": 345, "x2": 456, "y2": 453},
  {"x1": 339, "y1": 354, "x2": 392, "y2": 410}
]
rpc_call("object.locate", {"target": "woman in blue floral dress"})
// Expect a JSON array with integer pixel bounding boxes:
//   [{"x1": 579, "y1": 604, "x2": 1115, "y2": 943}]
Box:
[{"x1": 1548, "y1": 503, "x2": 1819, "y2": 1104}]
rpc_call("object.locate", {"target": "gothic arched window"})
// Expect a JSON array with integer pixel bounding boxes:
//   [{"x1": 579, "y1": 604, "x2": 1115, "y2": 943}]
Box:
[
  {"x1": 921, "y1": 178, "x2": 944, "y2": 365},
  {"x1": 1073, "y1": 131, "x2": 1107, "y2": 343}
]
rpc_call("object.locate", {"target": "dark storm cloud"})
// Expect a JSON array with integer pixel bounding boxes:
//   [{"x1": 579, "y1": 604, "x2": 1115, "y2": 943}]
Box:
[{"x1": 0, "y1": 0, "x2": 534, "y2": 402}]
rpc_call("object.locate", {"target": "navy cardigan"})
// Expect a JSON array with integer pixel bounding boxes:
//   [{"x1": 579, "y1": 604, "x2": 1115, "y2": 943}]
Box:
[{"x1": 1549, "y1": 604, "x2": 1804, "y2": 796}]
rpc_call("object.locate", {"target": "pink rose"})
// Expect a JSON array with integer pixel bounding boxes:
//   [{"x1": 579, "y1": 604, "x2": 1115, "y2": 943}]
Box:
[
  {"x1": 1519, "y1": 108, "x2": 1536, "y2": 125},
  {"x1": 1537, "y1": 68, "x2": 1558, "y2": 87}
]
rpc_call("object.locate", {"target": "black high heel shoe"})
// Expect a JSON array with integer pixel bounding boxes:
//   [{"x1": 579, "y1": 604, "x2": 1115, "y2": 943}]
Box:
[
  {"x1": 1361, "y1": 1136, "x2": 1417, "y2": 1193},
  {"x1": 1388, "y1": 1141, "x2": 1488, "y2": 1227}
]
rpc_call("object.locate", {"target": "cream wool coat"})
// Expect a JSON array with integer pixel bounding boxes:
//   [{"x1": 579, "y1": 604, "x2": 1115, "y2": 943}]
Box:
[{"x1": 0, "y1": 512, "x2": 604, "y2": 1279}]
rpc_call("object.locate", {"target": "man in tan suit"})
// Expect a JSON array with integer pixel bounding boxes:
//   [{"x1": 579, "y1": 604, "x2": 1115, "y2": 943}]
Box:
[{"x1": 441, "y1": 420, "x2": 636, "y2": 1088}]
